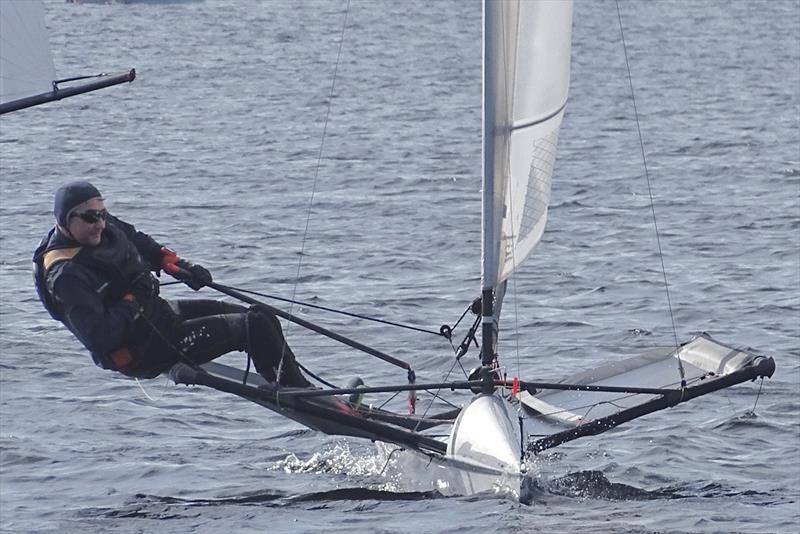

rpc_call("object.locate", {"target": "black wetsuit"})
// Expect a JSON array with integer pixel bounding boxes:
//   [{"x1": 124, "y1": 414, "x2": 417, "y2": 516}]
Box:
[{"x1": 33, "y1": 214, "x2": 309, "y2": 386}]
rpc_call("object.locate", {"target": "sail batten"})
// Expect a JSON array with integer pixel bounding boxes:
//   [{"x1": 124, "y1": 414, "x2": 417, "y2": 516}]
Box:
[{"x1": 510, "y1": 98, "x2": 569, "y2": 131}]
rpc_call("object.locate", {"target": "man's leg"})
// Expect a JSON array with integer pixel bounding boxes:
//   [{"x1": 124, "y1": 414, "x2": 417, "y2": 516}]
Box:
[
  {"x1": 171, "y1": 299, "x2": 247, "y2": 320},
  {"x1": 170, "y1": 301, "x2": 312, "y2": 387},
  {"x1": 246, "y1": 310, "x2": 312, "y2": 387},
  {"x1": 174, "y1": 312, "x2": 254, "y2": 370}
]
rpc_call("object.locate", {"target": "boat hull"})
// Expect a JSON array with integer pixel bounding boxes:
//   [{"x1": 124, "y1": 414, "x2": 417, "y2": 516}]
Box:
[{"x1": 415, "y1": 393, "x2": 529, "y2": 501}]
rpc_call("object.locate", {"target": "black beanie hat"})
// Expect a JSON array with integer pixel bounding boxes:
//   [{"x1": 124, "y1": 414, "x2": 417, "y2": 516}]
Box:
[{"x1": 54, "y1": 181, "x2": 103, "y2": 227}]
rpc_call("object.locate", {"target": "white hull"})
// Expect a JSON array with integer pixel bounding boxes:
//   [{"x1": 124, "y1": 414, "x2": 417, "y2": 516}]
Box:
[
  {"x1": 383, "y1": 393, "x2": 534, "y2": 503},
  {"x1": 447, "y1": 393, "x2": 522, "y2": 473}
]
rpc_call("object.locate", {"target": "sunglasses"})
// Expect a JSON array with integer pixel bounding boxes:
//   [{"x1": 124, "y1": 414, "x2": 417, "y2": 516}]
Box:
[{"x1": 72, "y1": 209, "x2": 108, "y2": 224}]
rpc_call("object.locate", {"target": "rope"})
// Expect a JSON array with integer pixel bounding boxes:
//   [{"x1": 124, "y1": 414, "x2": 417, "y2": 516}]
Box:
[
  {"x1": 379, "y1": 447, "x2": 405, "y2": 476},
  {"x1": 124, "y1": 272, "x2": 199, "y2": 371},
  {"x1": 413, "y1": 355, "x2": 462, "y2": 432},
  {"x1": 221, "y1": 284, "x2": 445, "y2": 338},
  {"x1": 615, "y1": 0, "x2": 686, "y2": 387},
  {"x1": 449, "y1": 302, "x2": 474, "y2": 333},
  {"x1": 242, "y1": 310, "x2": 253, "y2": 385},
  {"x1": 751, "y1": 377, "x2": 765, "y2": 412},
  {"x1": 134, "y1": 376, "x2": 170, "y2": 402},
  {"x1": 54, "y1": 73, "x2": 110, "y2": 84},
  {"x1": 454, "y1": 314, "x2": 481, "y2": 360},
  {"x1": 298, "y1": 363, "x2": 338, "y2": 389},
  {"x1": 279, "y1": 0, "x2": 351, "y2": 375}
]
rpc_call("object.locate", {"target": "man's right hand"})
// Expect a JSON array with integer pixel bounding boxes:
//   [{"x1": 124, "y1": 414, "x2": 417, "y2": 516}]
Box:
[
  {"x1": 160, "y1": 247, "x2": 212, "y2": 290},
  {"x1": 160, "y1": 247, "x2": 179, "y2": 272},
  {"x1": 169, "y1": 259, "x2": 212, "y2": 290}
]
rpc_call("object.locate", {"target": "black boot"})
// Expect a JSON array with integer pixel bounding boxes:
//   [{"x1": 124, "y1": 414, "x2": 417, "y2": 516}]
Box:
[
  {"x1": 278, "y1": 353, "x2": 313, "y2": 388},
  {"x1": 245, "y1": 309, "x2": 312, "y2": 387}
]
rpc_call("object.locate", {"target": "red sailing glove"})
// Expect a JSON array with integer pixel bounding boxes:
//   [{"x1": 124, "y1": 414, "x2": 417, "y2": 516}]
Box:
[
  {"x1": 160, "y1": 247, "x2": 179, "y2": 271},
  {"x1": 160, "y1": 247, "x2": 212, "y2": 291}
]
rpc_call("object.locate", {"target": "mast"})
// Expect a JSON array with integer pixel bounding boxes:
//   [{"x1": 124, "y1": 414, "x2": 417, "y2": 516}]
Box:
[
  {"x1": 480, "y1": 0, "x2": 574, "y2": 367},
  {"x1": 480, "y1": 0, "x2": 499, "y2": 366}
]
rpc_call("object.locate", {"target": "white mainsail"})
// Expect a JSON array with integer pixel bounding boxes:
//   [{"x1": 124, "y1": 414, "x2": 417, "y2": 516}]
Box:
[
  {"x1": 482, "y1": 0, "x2": 573, "y2": 290},
  {"x1": 0, "y1": 0, "x2": 56, "y2": 107}
]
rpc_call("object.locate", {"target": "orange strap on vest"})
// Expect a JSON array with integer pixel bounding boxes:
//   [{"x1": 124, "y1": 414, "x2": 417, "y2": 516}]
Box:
[
  {"x1": 110, "y1": 347, "x2": 135, "y2": 370},
  {"x1": 42, "y1": 247, "x2": 81, "y2": 271}
]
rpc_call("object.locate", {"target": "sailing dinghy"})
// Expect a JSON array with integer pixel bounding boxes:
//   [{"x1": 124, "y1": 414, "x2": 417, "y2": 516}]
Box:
[
  {"x1": 0, "y1": 0, "x2": 135, "y2": 115},
  {"x1": 169, "y1": 0, "x2": 775, "y2": 503}
]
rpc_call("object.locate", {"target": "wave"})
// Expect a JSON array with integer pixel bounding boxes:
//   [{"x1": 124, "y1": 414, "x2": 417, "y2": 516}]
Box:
[
  {"x1": 542, "y1": 470, "x2": 684, "y2": 501},
  {"x1": 94, "y1": 487, "x2": 442, "y2": 519}
]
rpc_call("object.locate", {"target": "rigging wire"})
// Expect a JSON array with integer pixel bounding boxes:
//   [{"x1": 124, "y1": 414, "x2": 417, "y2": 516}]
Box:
[
  {"x1": 217, "y1": 284, "x2": 446, "y2": 338},
  {"x1": 278, "y1": 0, "x2": 352, "y2": 377},
  {"x1": 414, "y1": 357, "x2": 463, "y2": 432},
  {"x1": 614, "y1": 0, "x2": 686, "y2": 387}
]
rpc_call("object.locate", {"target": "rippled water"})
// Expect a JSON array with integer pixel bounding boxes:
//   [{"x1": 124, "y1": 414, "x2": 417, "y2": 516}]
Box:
[{"x1": 1, "y1": 0, "x2": 798, "y2": 532}]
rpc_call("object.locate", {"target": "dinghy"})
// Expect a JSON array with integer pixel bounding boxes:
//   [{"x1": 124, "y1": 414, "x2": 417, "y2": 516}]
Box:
[
  {"x1": 170, "y1": 0, "x2": 775, "y2": 503},
  {"x1": 0, "y1": 0, "x2": 134, "y2": 115}
]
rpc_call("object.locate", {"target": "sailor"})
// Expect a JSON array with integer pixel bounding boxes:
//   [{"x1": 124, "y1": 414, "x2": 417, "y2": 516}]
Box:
[{"x1": 32, "y1": 180, "x2": 312, "y2": 387}]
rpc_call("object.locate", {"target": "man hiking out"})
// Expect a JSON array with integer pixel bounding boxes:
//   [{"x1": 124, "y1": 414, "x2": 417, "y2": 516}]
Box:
[{"x1": 32, "y1": 180, "x2": 312, "y2": 387}]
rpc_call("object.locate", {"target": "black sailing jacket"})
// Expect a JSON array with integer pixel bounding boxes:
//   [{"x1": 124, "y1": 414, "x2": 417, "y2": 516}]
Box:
[{"x1": 32, "y1": 214, "x2": 176, "y2": 371}]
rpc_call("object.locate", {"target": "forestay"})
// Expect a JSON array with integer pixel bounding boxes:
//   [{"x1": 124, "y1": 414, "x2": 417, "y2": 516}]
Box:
[{"x1": 482, "y1": 0, "x2": 573, "y2": 289}]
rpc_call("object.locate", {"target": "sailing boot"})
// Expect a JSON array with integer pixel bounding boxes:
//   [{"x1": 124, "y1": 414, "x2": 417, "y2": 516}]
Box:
[
  {"x1": 277, "y1": 352, "x2": 314, "y2": 388},
  {"x1": 346, "y1": 377, "x2": 365, "y2": 406},
  {"x1": 245, "y1": 308, "x2": 312, "y2": 387}
]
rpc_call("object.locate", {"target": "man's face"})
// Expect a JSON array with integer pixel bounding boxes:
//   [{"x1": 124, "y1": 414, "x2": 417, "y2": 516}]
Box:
[{"x1": 66, "y1": 198, "x2": 107, "y2": 247}]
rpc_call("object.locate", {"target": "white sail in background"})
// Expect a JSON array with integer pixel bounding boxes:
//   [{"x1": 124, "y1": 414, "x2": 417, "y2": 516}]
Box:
[
  {"x1": 0, "y1": 0, "x2": 56, "y2": 108},
  {"x1": 0, "y1": 0, "x2": 134, "y2": 115},
  {"x1": 482, "y1": 0, "x2": 573, "y2": 289}
]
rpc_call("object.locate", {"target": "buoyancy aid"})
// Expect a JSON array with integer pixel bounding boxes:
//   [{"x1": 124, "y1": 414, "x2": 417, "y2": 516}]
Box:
[
  {"x1": 32, "y1": 228, "x2": 71, "y2": 322},
  {"x1": 32, "y1": 220, "x2": 178, "y2": 371}
]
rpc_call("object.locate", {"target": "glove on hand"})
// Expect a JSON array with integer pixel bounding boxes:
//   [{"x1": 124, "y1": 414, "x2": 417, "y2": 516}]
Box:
[
  {"x1": 160, "y1": 247, "x2": 179, "y2": 272},
  {"x1": 174, "y1": 259, "x2": 212, "y2": 290},
  {"x1": 161, "y1": 247, "x2": 212, "y2": 291},
  {"x1": 129, "y1": 271, "x2": 159, "y2": 302}
]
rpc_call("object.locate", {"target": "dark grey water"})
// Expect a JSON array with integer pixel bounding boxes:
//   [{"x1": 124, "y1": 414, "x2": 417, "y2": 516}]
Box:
[{"x1": 1, "y1": 0, "x2": 798, "y2": 532}]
